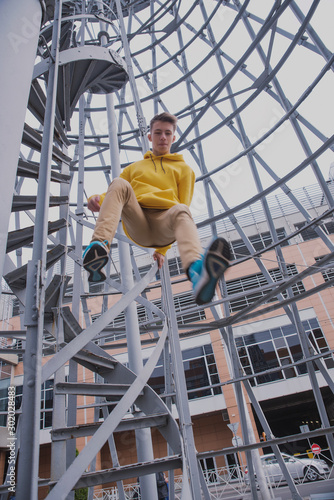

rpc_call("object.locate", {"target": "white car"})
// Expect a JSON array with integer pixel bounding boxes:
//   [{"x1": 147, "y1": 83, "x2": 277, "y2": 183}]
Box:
[{"x1": 245, "y1": 453, "x2": 330, "y2": 484}]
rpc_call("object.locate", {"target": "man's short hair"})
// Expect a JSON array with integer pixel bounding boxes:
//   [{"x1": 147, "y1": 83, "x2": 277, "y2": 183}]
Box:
[{"x1": 150, "y1": 112, "x2": 177, "y2": 132}]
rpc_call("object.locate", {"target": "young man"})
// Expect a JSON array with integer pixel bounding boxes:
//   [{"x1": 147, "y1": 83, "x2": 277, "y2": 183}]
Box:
[{"x1": 83, "y1": 112, "x2": 230, "y2": 305}]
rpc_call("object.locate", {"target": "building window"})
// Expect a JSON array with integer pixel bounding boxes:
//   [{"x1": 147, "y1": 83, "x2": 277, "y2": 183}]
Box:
[
  {"x1": 93, "y1": 292, "x2": 205, "y2": 343},
  {"x1": 230, "y1": 228, "x2": 287, "y2": 259},
  {"x1": 0, "y1": 379, "x2": 10, "y2": 427},
  {"x1": 235, "y1": 318, "x2": 334, "y2": 387},
  {"x1": 315, "y1": 256, "x2": 334, "y2": 286},
  {"x1": 147, "y1": 344, "x2": 222, "y2": 400},
  {"x1": 88, "y1": 281, "x2": 107, "y2": 293},
  {"x1": 135, "y1": 257, "x2": 183, "y2": 280},
  {"x1": 95, "y1": 256, "x2": 185, "y2": 290},
  {"x1": 167, "y1": 256, "x2": 183, "y2": 277},
  {"x1": 12, "y1": 298, "x2": 21, "y2": 317},
  {"x1": 0, "y1": 361, "x2": 11, "y2": 380},
  {"x1": 200, "y1": 457, "x2": 219, "y2": 483},
  {"x1": 295, "y1": 221, "x2": 334, "y2": 242},
  {"x1": 222, "y1": 408, "x2": 230, "y2": 422},
  {"x1": 15, "y1": 382, "x2": 54, "y2": 430},
  {"x1": 40, "y1": 380, "x2": 54, "y2": 429},
  {"x1": 173, "y1": 292, "x2": 206, "y2": 325},
  {"x1": 0, "y1": 380, "x2": 54, "y2": 430},
  {"x1": 226, "y1": 264, "x2": 305, "y2": 313}
]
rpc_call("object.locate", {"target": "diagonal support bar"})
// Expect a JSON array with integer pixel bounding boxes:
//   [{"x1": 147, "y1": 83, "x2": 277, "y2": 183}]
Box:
[
  {"x1": 42, "y1": 263, "x2": 157, "y2": 382},
  {"x1": 45, "y1": 306, "x2": 169, "y2": 499}
]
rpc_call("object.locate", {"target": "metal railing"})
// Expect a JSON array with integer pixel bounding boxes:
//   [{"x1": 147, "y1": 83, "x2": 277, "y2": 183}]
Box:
[
  {"x1": 92, "y1": 466, "x2": 249, "y2": 499},
  {"x1": 92, "y1": 453, "x2": 334, "y2": 499}
]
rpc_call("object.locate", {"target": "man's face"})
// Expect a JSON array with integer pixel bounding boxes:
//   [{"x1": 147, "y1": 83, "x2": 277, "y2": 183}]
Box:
[{"x1": 148, "y1": 121, "x2": 176, "y2": 156}]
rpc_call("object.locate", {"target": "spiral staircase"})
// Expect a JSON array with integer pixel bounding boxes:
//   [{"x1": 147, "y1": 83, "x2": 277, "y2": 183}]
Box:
[{"x1": 1, "y1": 2, "x2": 205, "y2": 499}]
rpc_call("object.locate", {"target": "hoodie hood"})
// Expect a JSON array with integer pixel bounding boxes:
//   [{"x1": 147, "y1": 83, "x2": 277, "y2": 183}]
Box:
[
  {"x1": 145, "y1": 151, "x2": 185, "y2": 174},
  {"x1": 144, "y1": 151, "x2": 184, "y2": 162}
]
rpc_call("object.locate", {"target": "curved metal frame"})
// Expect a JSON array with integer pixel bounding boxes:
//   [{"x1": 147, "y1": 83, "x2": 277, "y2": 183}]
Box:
[{"x1": 0, "y1": 1, "x2": 333, "y2": 499}]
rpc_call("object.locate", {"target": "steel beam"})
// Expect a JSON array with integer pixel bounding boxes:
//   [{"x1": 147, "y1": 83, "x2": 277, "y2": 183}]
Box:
[
  {"x1": 51, "y1": 413, "x2": 168, "y2": 440},
  {"x1": 16, "y1": 1, "x2": 63, "y2": 498},
  {"x1": 161, "y1": 263, "x2": 209, "y2": 500}
]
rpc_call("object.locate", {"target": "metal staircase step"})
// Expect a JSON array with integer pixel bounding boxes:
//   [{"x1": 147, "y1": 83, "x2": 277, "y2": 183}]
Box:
[
  {"x1": 3, "y1": 244, "x2": 66, "y2": 290},
  {"x1": 51, "y1": 413, "x2": 169, "y2": 441},
  {"x1": 0, "y1": 348, "x2": 23, "y2": 356},
  {"x1": 72, "y1": 349, "x2": 116, "y2": 372},
  {"x1": 40, "y1": 19, "x2": 73, "y2": 49},
  {"x1": 51, "y1": 307, "x2": 183, "y2": 476},
  {"x1": 78, "y1": 454, "x2": 182, "y2": 489},
  {"x1": 33, "y1": 46, "x2": 129, "y2": 128},
  {"x1": 0, "y1": 277, "x2": 70, "y2": 340},
  {"x1": 34, "y1": 455, "x2": 183, "y2": 493},
  {"x1": 44, "y1": 274, "x2": 72, "y2": 322},
  {"x1": 55, "y1": 382, "x2": 144, "y2": 397},
  {"x1": 0, "y1": 331, "x2": 23, "y2": 359},
  {"x1": 60, "y1": 306, "x2": 83, "y2": 338},
  {"x1": 28, "y1": 79, "x2": 70, "y2": 147},
  {"x1": 59, "y1": 309, "x2": 121, "y2": 375},
  {"x1": 22, "y1": 123, "x2": 71, "y2": 163},
  {"x1": 60, "y1": 307, "x2": 118, "y2": 373},
  {"x1": 11, "y1": 195, "x2": 68, "y2": 212},
  {"x1": 6, "y1": 219, "x2": 67, "y2": 253},
  {"x1": 0, "y1": 330, "x2": 26, "y2": 340},
  {"x1": 17, "y1": 158, "x2": 71, "y2": 183}
]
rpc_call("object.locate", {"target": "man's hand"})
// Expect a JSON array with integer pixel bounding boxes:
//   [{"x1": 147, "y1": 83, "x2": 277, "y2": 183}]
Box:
[
  {"x1": 153, "y1": 251, "x2": 164, "y2": 269},
  {"x1": 87, "y1": 195, "x2": 101, "y2": 212}
]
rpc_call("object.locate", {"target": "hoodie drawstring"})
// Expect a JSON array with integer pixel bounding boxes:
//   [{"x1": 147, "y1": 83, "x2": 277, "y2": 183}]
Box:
[{"x1": 150, "y1": 153, "x2": 166, "y2": 173}]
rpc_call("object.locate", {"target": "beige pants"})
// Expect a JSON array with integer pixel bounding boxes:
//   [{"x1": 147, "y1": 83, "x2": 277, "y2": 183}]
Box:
[{"x1": 91, "y1": 177, "x2": 202, "y2": 271}]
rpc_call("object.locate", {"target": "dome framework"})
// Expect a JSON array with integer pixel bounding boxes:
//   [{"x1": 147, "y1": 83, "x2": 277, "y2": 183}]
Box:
[{"x1": 0, "y1": 0, "x2": 334, "y2": 499}]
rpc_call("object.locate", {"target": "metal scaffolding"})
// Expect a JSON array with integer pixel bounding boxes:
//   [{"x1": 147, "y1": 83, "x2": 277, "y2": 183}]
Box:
[{"x1": 0, "y1": 1, "x2": 333, "y2": 499}]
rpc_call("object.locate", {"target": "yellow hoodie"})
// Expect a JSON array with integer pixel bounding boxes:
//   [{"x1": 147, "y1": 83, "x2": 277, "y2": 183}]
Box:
[{"x1": 91, "y1": 151, "x2": 195, "y2": 255}]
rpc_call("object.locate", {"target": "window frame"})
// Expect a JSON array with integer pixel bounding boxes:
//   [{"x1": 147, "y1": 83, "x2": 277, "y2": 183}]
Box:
[{"x1": 235, "y1": 318, "x2": 333, "y2": 387}]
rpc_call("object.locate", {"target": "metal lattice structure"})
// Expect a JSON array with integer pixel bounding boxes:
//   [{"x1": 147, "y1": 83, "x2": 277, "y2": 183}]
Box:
[{"x1": 0, "y1": 0, "x2": 334, "y2": 499}]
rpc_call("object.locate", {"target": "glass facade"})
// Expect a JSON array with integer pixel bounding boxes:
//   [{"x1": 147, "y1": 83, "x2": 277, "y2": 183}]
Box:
[
  {"x1": 226, "y1": 264, "x2": 305, "y2": 313},
  {"x1": 0, "y1": 380, "x2": 54, "y2": 429},
  {"x1": 316, "y1": 255, "x2": 334, "y2": 286},
  {"x1": 295, "y1": 221, "x2": 334, "y2": 241},
  {"x1": 235, "y1": 318, "x2": 334, "y2": 386},
  {"x1": 0, "y1": 361, "x2": 11, "y2": 380},
  {"x1": 92, "y1": 291, "x2": 205, "y2": 343},
  {"x1": 88, "y1": 256, "x2": 184, "y2": 292},
  {"x1": 230, "y1": 228, "x2": 288, "y2": 260},
  {"x1": 147, "y1": 344, "x2": 222, "y2": 400},
  {"x1": 0, "y1": 378, "x2": 10, "y2": 427}
]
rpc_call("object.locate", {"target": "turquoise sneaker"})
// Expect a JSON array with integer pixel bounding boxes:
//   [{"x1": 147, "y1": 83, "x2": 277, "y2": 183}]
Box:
[
  {"x1": 83, "y1": 240, "x2": 109, "y2": 282},
  {"x1": 188, "y1": 237, "x2": 230, "y2": 305}
]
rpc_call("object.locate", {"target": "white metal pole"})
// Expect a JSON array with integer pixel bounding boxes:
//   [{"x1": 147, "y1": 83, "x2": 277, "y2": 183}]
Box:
[
  {"x1": 106, "y1": 3, "x2": 158, "y2": 493},
  {"x1": 0, "y1": 0, "x2": 43, "y2": 283},
  {"x1": 105, "y1": 91, "x2": 158, "y2": 499},
  {"x1": 16, "y1": 0, "x2": 63, "y2": 497}
]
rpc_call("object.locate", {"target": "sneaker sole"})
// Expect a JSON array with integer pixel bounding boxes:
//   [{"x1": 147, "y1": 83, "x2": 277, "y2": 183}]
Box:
[
  {"x1": 83, "y1": 246, "x2": 108, "y2": 282},
  {"x1": 194, "y1": 237, "x2": 230, "y2": 305}
]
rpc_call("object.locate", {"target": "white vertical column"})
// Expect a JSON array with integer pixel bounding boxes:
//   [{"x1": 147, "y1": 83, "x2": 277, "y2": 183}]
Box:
[
  {"x1": 0, "y1": 0, "x2": 43, "y2": 282},
  {"x1": 16, "y1": 0, "x2": 62, "y2": 497},
  {"x1": 99, "y1": 2, "x2": 157, "y2": 494},
  {"x1": 105, "y1": 91, "x2": 158, "y2": 500}
]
